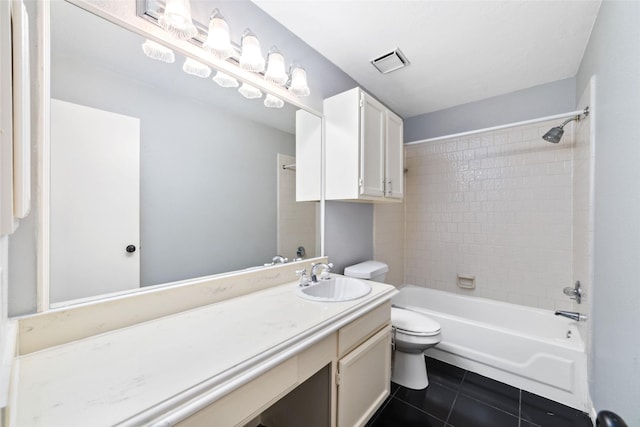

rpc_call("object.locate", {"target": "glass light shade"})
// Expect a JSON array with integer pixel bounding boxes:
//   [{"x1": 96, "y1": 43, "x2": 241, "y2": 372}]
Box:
[
  {"x1": 141, "y1": 40, "x2": 175, "y2": 63},
  {"x1": 182, "y1": 58, "x2": 212, "y2": 78},
  {"x1": 239, "y1": 29, "x2": 265, "y2": 72},
  {"x1": 264, "y1": 47, "x2": 288, "y2": 86},
  {"x1": 159, "y1": 0, "x2": 198, "y2": 40},
  {"x1": 289, "y1": 66, "x2": 310, "y2": 97},
  {"x1": 203, "y1": 9, "x2": 235, "y2": 60},
  {"x1": 238, "y1": 82, "x2": 263, "y2": 99},
  {"x1": 212, "y1": 71, "x2": 239, "y2": 88},
  {"x1": 264, "y1": 94, "x2": 284, "y2": 108}
]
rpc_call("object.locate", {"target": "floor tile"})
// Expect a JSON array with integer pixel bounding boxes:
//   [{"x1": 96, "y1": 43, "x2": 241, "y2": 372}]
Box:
[
  {"x1": 394, "y1": 382, "x2": 457, "y2": 421},
  {"x1": 447, "y1": 394, "x2": 519, "y2": 427},
  {"x1": 521, "y1": 391, "x2": 592, "y2": 427},
  {"x1": 426, "y1": 357, "x2": 466, "y2": 390},
  {"x1": 365, "y1": 393, "x2": 395, "y2": 427},
  {"x1": 390, "y1": 381, "x2": 400, "y2": 394},
  {"x1": 368, "y1": 397, "x2": 445, "y2": 427},
  {"x1": 458, "y1": 371, "x2": 520, "y2": 416}
]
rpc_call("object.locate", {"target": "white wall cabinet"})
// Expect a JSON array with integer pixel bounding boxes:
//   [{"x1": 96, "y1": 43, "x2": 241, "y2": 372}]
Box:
[
  {"x1": 295, "y1": 109, "x2": 322, "y2": 201},
  {"x1": 325, "y1": 88, "x2": 403, "y2": 202}
]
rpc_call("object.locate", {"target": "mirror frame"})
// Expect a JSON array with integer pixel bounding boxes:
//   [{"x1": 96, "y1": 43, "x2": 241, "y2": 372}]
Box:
[{"x1": 35, "y1": 0, "x2": 325, "y2": 311}]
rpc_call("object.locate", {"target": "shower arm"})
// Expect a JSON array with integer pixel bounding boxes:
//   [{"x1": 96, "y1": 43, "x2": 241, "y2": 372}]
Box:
[{"x1": 559, "y1": 106, "x2": 590, "y2": 128}]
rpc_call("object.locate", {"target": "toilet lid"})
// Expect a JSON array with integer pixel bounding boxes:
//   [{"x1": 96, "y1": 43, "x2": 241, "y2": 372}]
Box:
[{"x1": 391, "y1": 307, "x2": 441, "y2": 336}]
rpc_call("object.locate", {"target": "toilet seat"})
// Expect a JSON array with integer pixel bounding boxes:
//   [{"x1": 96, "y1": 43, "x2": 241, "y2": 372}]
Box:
[{"x1": 391, "y1": 307, "x2": 441, "y2": 337}]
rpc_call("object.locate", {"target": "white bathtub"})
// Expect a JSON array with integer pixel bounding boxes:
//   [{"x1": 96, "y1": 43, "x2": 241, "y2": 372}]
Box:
[{"x1": 393, "y1": 285, "x2": 588, "y2": 411}]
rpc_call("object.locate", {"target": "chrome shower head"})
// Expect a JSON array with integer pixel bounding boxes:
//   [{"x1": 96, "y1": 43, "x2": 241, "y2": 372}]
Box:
[
  {"x1": 543, "y1": 126, "x2": 565, "y2": 144},
  {"x1": 542, "y1": 106, "x2": 589, "y2": 144}
]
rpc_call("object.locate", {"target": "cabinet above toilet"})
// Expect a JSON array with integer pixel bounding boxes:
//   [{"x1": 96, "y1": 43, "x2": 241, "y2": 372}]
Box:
[{"x1": 324, "y1": 88, "x2": 404, "y2": 203}]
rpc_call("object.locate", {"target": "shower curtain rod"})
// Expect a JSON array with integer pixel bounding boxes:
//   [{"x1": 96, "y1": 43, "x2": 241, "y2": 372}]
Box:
[{"x1": 405, "y1": 109, "x2": 586, "y2": 146}]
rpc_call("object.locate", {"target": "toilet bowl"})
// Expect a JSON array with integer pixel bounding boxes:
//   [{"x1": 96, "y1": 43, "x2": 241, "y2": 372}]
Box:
[
  {"x1": 343, "y1": 260, "x2": 442, "y2": 390},
  {"x1": 391, "y1": 306, "x2": 441, "y2": 390}
]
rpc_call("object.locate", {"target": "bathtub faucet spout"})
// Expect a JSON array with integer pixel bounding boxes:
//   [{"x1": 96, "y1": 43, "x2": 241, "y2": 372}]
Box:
[{"x1": 555, "y1": 310, "x2": 587, "y2": 321}]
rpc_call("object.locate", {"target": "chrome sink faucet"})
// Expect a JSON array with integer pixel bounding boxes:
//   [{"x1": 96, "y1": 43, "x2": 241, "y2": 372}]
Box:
[
  {"x1": 555, "y1": 311, "x2": 588, "y2": 321},
  {"x1": 310, "y1": 262, "x2": 333, "y2": 283},
  {"x1": 271, "y1": 255, "x2": 288, "y2": 264}
]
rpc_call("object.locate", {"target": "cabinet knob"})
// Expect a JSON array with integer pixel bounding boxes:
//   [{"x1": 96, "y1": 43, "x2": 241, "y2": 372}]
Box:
[{"x1": 126, "y1": 245, "x2": 136, "y2": 253}]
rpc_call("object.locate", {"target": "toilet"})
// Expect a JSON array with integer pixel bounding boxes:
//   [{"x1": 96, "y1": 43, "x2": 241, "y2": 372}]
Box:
[{"x1": 344, "y1": 260, "x2": 442, "y2": 390}]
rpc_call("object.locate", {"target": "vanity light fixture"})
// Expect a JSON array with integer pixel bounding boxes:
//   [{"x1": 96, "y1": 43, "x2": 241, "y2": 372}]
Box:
[
  {"x1": 158, "y1": 0, "x2": 198, "y2": 40},
  {"x1": 289, "y1": 66, "x2": 310, "y2": 97},
  {"x1": 141, "y1": 39, "x2": 175, "y2": 63},
  {"x1": 145, "y1": 5, "x2": 312, "y2": 100},
  {"x1": 264, "y1": 94, "x2": 284, "y2": 108},
  {"x1": 212, "y1": 71, "x2": 239, "y2": 88},
  {"x1": 203, "y1": 8, "x2": 235, "y2": 60},
  {"x1": 264, "y1": 46, "x2": 288, "y2": 86},
  {"x1": 239, "y1": 28, "x2": 265, "y2": 73},
  {"x1": 238, "y1": 82, "x2": 263, "y2": 99},
  {"x1": 182, "y1": 58, "x2": 212, "y2": 78}
]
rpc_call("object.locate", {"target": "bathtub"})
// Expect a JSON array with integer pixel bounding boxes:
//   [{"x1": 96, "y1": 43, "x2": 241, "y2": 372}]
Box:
[{"x1": 393, "y1": 285, "x2": 588, "y2": 411}]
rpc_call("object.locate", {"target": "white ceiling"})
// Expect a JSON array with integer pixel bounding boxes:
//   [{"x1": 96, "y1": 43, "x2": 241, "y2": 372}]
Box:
[{"x1": 252, "y1": 0, "x2": 602, "y2": 118}]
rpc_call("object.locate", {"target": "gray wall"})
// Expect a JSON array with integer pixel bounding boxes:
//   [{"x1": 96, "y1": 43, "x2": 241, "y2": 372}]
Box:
[
  {"x1": 404, "y1": 78, "x2": 576, "y2": 141},
  {"x1": 324, "y1": 201, "x2": 373, "y2": 274},
  {"x1": 576, "y1": 0, "x2": 640, "y2": 423}
]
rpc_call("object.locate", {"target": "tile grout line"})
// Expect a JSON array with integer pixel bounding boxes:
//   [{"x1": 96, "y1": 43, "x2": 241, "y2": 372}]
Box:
[
  {"x1": 518, "y1": 389, "x2": 522, "y2": 427},
  {"x1": 444, "y1": 369, "x2": 467, "y2": 426},
  {"x1": 367, "y1": 384, "x2": 399, "y2": 426}
]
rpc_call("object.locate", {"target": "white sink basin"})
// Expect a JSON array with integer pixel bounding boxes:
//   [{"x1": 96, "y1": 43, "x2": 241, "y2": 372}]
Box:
[{"x1": 297, "y1": 277, "x2": 372, "y2": 302}]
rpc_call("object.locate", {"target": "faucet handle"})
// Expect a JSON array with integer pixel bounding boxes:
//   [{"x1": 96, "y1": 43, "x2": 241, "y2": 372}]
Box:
[
  {"x1": 319, "y1": 263, "x2": 334, "y2": 280},
  {"x1": 296, "y1": 268, "x2": 310, "y2": 287}
]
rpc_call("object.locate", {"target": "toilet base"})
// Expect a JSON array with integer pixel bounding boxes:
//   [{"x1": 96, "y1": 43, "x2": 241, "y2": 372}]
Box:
[{"x1": 391, "y1": 351, "x2": 429, "y2": 390}]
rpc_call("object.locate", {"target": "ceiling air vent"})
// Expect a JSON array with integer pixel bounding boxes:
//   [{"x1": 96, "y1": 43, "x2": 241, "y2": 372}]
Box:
[{"x1": 370, "y1": 48, "x2": 410, "y2": 74}]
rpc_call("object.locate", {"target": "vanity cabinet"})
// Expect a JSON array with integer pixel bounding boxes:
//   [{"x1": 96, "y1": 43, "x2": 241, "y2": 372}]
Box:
[
  {"x1": 324, "y1": 88, "x2": 404, "y2": 202},
  {"x1": 177, "y1": 302, "x2": 392, "y2": 427},
  {"x1": 336, "y1": 302, "x2": 392, "y2": 427}
]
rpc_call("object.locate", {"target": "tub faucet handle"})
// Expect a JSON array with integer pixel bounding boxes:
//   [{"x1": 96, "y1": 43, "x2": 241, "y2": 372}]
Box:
[{"x1": 563, "y1": 281, "x2": 582, "y2": 304}]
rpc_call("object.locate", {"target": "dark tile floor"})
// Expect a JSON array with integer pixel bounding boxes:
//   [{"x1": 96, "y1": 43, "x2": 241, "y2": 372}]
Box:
[{"x1": 366, "y1": 357, "x2": 593, "y2": 427}]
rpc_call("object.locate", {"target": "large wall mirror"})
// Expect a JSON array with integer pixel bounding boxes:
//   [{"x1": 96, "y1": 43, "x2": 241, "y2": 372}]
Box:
[{"x1": 26, "y1": 0, "x2": 322, "y2": 308}]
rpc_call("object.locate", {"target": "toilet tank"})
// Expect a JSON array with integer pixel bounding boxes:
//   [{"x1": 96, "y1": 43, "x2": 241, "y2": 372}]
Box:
[{"x1": 344, "y1": 260, "x2": 389, "y2": 283}]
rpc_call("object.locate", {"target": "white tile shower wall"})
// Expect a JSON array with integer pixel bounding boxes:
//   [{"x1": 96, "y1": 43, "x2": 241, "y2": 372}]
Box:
[
  {"x1": 277, "y1": 154, "x2": 319, "y2": 261},
  {"x1": 373, "y1": 202, "x2": 405, "y2": 286},
  {"x1": 403, "y1": 120, "x2": 575, "y2": 310}
]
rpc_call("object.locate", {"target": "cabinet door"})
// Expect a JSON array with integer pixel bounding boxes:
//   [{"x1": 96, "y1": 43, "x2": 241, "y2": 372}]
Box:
[
  {"x1": 360, "y1": 93, "x2": 386, "y2": 198},
  {"x1": 337, "y1": 326, "x2": 392, "y2": 427},
  {"x1": 385, "y1": 111, "x2": 404, "y2": 199},
  {"x1": 295, "y1": 109, "x2": 322, "y2": 201}
]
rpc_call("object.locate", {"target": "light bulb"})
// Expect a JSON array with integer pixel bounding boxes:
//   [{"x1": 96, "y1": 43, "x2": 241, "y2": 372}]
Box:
[
  {"x1": 264, "y1": 47, "x2": 288, "y2": 86},
  {"x1": 213, "y1": 71, "x2": 239, "y2": 88},
  {"x1": 182, "y1": 58, "x2": 212, "y2": 78},
  {"x1": 289, "y1": 66, "x2": 310, "y2": 97},
  {"x1": 238, "y1": 82, "x2": 263, "y2": 99},
  {"x1": 239, "y1": 28, "x2": 265, "y2": 73},
  {"x1": 158, "y1": 0, "x2": 198, "y2": 40},
  {"x1": 203, "y1": 9, "x2": 235, "y2": 60},
  {"x1": 141, "y1": 40, "x2": 175, "y2": 63},
  {"x1": 264, "y1": 94, "x2": 284, "y2": 108}
]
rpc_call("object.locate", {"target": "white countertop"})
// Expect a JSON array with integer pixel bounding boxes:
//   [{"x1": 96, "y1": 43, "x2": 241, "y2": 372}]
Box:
[{"x1": 13, "y1": 279, "x2": 395, "y2": 426}]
